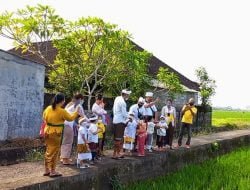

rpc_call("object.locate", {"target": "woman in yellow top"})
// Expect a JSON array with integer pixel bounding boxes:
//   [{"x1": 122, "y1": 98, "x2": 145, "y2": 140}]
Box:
[
  {"x1": 43, "y1": 93, "x2": 79, "y2": 177},
  {"x1": 161, "y1": 99, "x2": 177, "y2": 150},
  {"x1": 177, "y1": 98, "x2": 197, "y2": 149}
]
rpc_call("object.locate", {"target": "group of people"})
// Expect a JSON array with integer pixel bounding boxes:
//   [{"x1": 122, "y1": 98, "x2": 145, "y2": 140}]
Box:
[
  {"x1": 112, "y1": 90, "x2": 197, "y2": 159},
  {"x1": 42, "y1": 89, "x2": 197, "y2": 177},
  {"x1": 42, "y1": 93, "x2": 107, "y2": 177}
]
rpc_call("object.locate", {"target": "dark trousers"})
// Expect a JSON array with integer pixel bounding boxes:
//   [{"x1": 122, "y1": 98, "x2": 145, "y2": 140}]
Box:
[
  {"x1": 166, "y1": 122, "x2": 174, "y2": 147},
  {"x1": 178, "y1": 122, "x2": 192, "y2": 146},
  {"x1": 157, "y1": 135, "x2": 164, "y2": 148},
  {"x1": 97, "y1": 138, "x2": 103, "y2": 157}
]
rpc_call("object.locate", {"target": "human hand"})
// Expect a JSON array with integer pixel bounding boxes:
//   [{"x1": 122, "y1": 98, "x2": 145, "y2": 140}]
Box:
[{"x1": 155, "y1": 97, "x2": 160, "y2": 103}]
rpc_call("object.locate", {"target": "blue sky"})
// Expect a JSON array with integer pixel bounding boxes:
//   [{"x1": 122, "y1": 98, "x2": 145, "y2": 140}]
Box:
[{"x1": 0, "y1": 0, "x2": 249, "y2": 109}]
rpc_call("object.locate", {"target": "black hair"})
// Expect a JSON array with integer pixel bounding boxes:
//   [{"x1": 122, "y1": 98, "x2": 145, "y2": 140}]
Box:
[
  {"x1": 52, "y1": 93, "x2": 65, "y2": 110},
  {"x1": 96, "y1": 94, "x2": 103, "y2": 101},
  {"x1": 167, "y1": 98, "x2": 173, "y2": 103},
  {"x1": 74, "y1": 93, "x2": 84, "y2": 100}
]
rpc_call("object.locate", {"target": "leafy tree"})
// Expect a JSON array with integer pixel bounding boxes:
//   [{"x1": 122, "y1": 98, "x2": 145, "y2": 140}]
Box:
[
  {"x1": 155, "y1": 67, "x2": 184, "y2": 99},
  {"x1": 0, "y1": 4, "x2": 65, "y2": 69},
  {"x1": 195, "y1": 66, "x2": 216, "y2": 106},
  {"x1": 50, "y1": 17, "x2": 151, "y2": 110},
  {"x1": 0, "y1": 5, "x2": 151, "y2": 110}
]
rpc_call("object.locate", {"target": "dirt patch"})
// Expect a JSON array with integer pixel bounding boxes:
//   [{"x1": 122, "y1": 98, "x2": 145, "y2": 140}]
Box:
[{"x1": 0, "y1": 137, "x2": 44, "y2": 150}]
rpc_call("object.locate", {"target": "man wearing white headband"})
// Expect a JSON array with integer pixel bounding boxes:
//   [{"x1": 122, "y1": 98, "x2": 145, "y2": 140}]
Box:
[
  {"x1": 143, "y1": 92, "x2": 159, "y2": 121},
  {"x1": 112, "y1": 89, "x2": 131, "y2": 159},
  {"x1": 129, "y1": 97, "x2": 145, "y2": 123}
]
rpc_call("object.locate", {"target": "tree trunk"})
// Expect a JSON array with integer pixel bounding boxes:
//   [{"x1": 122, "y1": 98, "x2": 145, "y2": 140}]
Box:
[{"x1": 87, "y1": 94, "x2": 92, "y2": 112}]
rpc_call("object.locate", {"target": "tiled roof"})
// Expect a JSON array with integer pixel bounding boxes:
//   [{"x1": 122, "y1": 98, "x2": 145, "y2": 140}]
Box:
[{"x1": 8, "y1": 40, "x2": 199, "y2": 91}]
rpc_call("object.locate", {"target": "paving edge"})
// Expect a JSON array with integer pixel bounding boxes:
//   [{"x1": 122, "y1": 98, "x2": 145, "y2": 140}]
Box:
[{"x1": 16, "y1": 134, "x2": 250, "y2": 190}]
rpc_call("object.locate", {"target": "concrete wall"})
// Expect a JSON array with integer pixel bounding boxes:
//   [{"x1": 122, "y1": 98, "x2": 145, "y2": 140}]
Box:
[
  {"x1": 0, "y1": 50, "x2": 45, "y2": 140},
  {"x1": 11, "y1": 130, "x2": 250, "y2": 190},
  {"x1": 155, "y1": 89, "x2": 199, "y2": 109}
]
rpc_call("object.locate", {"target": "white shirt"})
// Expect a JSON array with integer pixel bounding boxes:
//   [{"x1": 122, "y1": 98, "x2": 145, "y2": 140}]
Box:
[
  {"x1": 92, "y1": 102, "x2": 107, "y2": 125},
  {"x1": 129, "y1": 104, "x2": 145, "y2": 122},
  {"x1": 78, "y1": 126, "x2": 87, "y2": 144},
  {"x1": 143, "y1": 103, "x2": 157, "y2": 116},
  {"x1": 161, "y1": 106, "x2": 176, "y2": 126},
  {"x1": 124, "y1": 120, "x2": 137, "y2": 139},
  {"x1": 113, "y1": 96, "x2": 128, "y2": 124},
  {"x1": 157, "y1": 120, "x2": 167, "y2": 136},
  {"x1": 88, "y1": 123, "x2": 98, "y2": 143},
  {"x1": 64, "y1": 104, "x2": 84, "y2": 128},
  {"x1": 92, "y1": 103, "x2": 107, "y2": 116},
  {"x1": 147, "y1": 121, "x2": 155, "y2": 134}
]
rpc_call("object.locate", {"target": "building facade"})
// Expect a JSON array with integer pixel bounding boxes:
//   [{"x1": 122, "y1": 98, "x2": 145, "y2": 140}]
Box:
[{"x1": 0, "y1": 50, "x2": 45, "y2": 140}]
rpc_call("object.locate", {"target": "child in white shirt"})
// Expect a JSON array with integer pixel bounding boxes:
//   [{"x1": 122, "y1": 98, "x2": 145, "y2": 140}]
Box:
[
  {"x1": 156, "y1": 115, "x2": 168, "y2": 151},
  {"x1": 146, "y1": 118, "x2": 155, "y2": 152},
  {"x1": 77, "y1": 117, "x2": 92, "y2": 168},
  {"x1": 87, "y1": 115, "x2": 99, "y2": 164},
  {"x1": 123, "y1": 113, "x2": 137, "y2": 155}
]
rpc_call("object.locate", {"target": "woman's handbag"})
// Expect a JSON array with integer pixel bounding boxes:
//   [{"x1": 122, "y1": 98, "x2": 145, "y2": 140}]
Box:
[{"x1": 39, "y1": 120, "x2": 46, "y2": 138}]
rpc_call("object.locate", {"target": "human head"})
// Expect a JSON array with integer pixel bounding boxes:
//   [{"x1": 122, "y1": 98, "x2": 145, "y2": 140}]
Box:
[
  {"x1": 160, "y1": 115, "x2": 165, "y2": 121},
  {"x1": 78, "y1": 117, "x2": 85, "y2": 125},
  {"x1": 188, "y1": 98, "x2": 195, "y2": 106},
  {"x1": 97, "y1": 116, "x2": 102, "y2": 123},
  {"x1": 128, "y1": 112, "x2": 134, "y2": 120},
  {"x1": 145, "y1": 92, "x2": 154, "y2": 102},
  {"x1": 52, "y1": 93, "x2": 65, "y2": 110},
  {"x1": 95, "y1": 94, "x2": 103, "y2": 105},
  {"x1": 166, "y1": 98, "x2": 172, "y2": 107},
  {"x1": 89, "y1": 114, "x2": 98, "y2": 123},
  {"x1": 121, "y1": 89, "x2": 131, "y2": 101},
  {"x1": 137, "y1": 97, "x2": 145, "y2": 108},
  {"x1": 73, "y1": 93, "x2": 84, "y2": 105}
]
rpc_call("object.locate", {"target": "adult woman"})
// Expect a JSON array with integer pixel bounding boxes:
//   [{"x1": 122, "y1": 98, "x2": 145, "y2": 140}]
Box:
[
  {"x1": 92, "y1": 94, "x2": 107, "y2": 156},
  {"x1": 43, "y1": 93, "x2": 79, "y2": 177},
  {"x1": 60, "y1": 93, "x2": 85, "y2": 165},
  {"x1": 161, "y1": 99, "x2": 176, "y2": 150}
]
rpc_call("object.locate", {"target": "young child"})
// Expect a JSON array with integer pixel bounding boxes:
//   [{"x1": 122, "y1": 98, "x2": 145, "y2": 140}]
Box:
[
  {"x1": 77, "y1": 117, "x2": 92, "y2": 168},
  {"x1": 87, "y1": 115, "x2": 99, "y2": 164},
  {"x1": 156, "y1": 115, "x2": 168, "y2": 151},
  {"x1": 97, "y1": 116, "x2": 106, "y2": 158},
  {"x1": 146, "y1": 117, "x2": 155, "y2": 152},
  {"x1": 123, "y1": 113, "x2": 137, "y2": 155},
  {"x1": 136, "y1": 119, "x2": 147, "y2": 156}
]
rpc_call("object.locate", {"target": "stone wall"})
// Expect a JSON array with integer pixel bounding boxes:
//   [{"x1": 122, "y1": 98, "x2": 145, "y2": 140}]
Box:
[{"x1": 0, "y1": 50, "x2": 45, "y2": 140}]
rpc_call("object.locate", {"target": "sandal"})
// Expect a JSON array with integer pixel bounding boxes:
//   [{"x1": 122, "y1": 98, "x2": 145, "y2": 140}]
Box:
[
  {"x1": 62, "y1": 162, "x2": 74, "y2": 165},
  {"x1": 111, "y1": 157, "x2": 121, "y2": 160},
  {"x1": 43, "y1": 172, "x2": 50, "y2": 176},
  {"x1": 49, "y1": 172, "x2": 62, "y2": 178}
]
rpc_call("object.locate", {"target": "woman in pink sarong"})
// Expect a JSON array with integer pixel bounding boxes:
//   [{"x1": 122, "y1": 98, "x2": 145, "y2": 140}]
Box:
[
  {"x1": 60, "y1": 93, "x2": 86, "y2": 165},
  {"x1": 136, "y1": 120, "x2": 147, "y2": 157}
]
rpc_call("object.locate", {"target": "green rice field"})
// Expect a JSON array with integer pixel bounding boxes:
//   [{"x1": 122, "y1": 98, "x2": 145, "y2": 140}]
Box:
[
  {"x1": 212, "y1": 110, "x2": 250, "y2": 128},
  {"x1": 124, "y1": 147, "x2": 250, "y2": 190}
]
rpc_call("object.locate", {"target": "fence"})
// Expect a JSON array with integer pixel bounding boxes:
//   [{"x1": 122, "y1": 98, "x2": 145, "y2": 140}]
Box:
[{"x1": 44, "y1": 93, "x2": 212, "y2": 135}]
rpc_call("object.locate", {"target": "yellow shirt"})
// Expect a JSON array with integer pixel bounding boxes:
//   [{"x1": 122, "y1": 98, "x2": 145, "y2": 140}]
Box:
[
  {"x1": 43, "y1": 105, "x2": 78, "y2": 134},
  {"x1": 166, "y1": 114, "x2": 175, "y2": 124},
  {"x1": 97, "y1": 122, "x2": 105, "y2": 139},
  {"x1": 181, "y1": 105, "x2": 197, "y2": 124}
]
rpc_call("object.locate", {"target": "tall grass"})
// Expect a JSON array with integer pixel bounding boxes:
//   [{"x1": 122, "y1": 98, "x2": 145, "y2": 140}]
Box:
[
  {"x1": 212, "y1": 110, "x2": 250, "y2": 128},
  {"x1": 124, "y1": 147, "x2": 250, "y2": 190}
]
